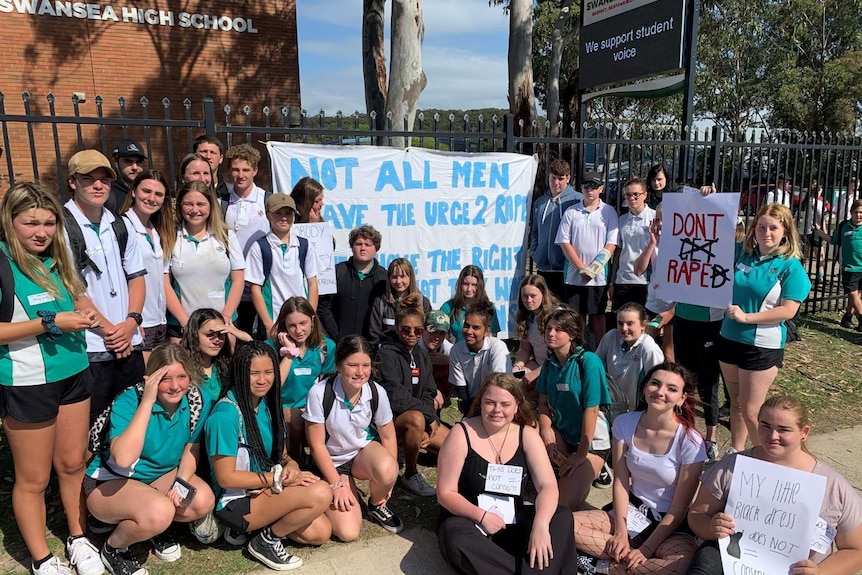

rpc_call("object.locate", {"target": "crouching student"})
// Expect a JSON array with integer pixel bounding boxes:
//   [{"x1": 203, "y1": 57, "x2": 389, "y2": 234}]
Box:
[
  {"x1": 205, "y1": 342, "x2": 331, "y2": 571},
  {"x1": 84, "y1": 344, "x2": 215, "y2": 575}
]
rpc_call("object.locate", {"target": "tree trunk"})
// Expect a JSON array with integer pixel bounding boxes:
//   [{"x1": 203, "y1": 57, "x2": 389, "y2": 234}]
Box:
[
  {"x1": 547, "y1": 0, "x2": 578, "y2": 137},
  {"x1": 508, "y1": 0, "x2": 538, "y2": 138},
  {"x1": 385, "y1": 0, "x2": 427, "y2": 148},
  {"x1": 362, "y1": 0, "x2": 387, "y2": 131}
]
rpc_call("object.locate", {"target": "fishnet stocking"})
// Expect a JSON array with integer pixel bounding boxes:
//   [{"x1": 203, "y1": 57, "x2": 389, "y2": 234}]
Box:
[
  {"x1": 607, "y1": 534, "x2": 698, "y2": 575},
  {"x1": 573, "y1": 509, "x2": 614, "y2": 557}
]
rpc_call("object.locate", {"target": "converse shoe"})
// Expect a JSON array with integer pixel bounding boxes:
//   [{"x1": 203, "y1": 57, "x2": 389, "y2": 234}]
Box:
[
  {"x1": 223, "y1": 527, "x2": 248, "y2": 546},
  {"x1": 247, "y1": 529, "x2": 303, "y2": 571},
  {"x1": 705, "y1": 440, "x2": 718, "y2": 463},
  {"x1": 100, "y1": 544, "x2": 147, "y2": 575},
  {"x1": 30, "y1": 556, "x2": 72, "y2": 575},
  {"x1": 592, "y1": 462, "x2": 613, "y2": 489},
  {"x1": 577, "y1": 554, "x2": 597, "y2": 575},
  {"x1": 840, "y1": 312, "x2": 854, "y2": 328},
  {"x1": 367, "y1": 498, "x2": 404, "y2": 534},
  {"x1": 66, "y1": 536, "x2": 105, "y2": 575},
  {"x1": 150, "y1": 528, "x2": 181, "y2": 562},
  {"x1": 726, "y1": 446, "x2": 738, "y2": 456},
  {"x1": 400, "y1": 472, "x2": 436, "y2": 497},
  {"x1": 190, "y1": 512, "x2": 224, "y2": 545}
]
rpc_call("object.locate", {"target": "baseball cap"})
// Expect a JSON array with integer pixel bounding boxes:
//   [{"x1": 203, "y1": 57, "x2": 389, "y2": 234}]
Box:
[
  {"x1": 68, "y1": 150, "x2": 117, "y2": 179},
  {"x1": 582, "y1": 171, "x2": 603, "y2": 185},
  {"x1": 425, "y1": 310, "x2": 450, "y2": 333},
  {"x1": 112, "y1": 139, "x2": 147, "y2": 159},
  {"x1": 265, "y1": 193, "x2": 297, "y2": 213}
]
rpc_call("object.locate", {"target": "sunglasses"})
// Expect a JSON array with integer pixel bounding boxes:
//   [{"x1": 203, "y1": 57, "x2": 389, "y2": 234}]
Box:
[
  {"x1": 624, "y1": 192, "x2": 644, "y2": 199},
  {"x1": 582, "y1": 182, "x2": 602, "y2": 190},
  {"x1": 399, "y1": 326, "x2": 425, "y2": 336}
]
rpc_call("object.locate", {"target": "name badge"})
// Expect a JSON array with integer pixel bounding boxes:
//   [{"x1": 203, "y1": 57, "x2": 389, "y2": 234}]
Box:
[
  {"x1": 484, "y1": 463, "x2": 523, "y2": 496},
  {"x1": 477, "y1": 493, "x2": 516, "y2": 524},
  {"x1": 171, "y1": 259, "x2": 183, "y2": 269},
  {"x1": 383, "y1": 318, "x2": 396, "y2": 326},
  {"x1": 236, "y1": 202, "x2": 251, "y2": 226},
  {"x1": 293, "y1": 367, "x2": 312, "y2": 376},
  {"x1": 736, "y1": 263, "x2": 751, "y2": 273},
  {"x1": 28, "y1": 292, "x2": 55, "y2": 305},
  {"x1": 207, "y1": 290, "x2": 226, "y2": 299},
  {"x1": 811, "y1": 516, "x2": 837, "y2": 554},
  {"x1": 556, "y1": 383, "x2": 570, "y2": 392}
]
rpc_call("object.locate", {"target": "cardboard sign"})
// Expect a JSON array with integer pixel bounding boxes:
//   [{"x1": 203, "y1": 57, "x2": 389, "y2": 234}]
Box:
[{"x1": 293, "y1": 222, "x2": 336, "y2": 295}]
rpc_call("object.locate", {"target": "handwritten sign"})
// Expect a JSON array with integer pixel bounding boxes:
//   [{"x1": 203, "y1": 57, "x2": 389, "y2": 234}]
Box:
[
  {"x1": 654, "y1": 191, "x2": 739, "y2": 307},
  {"x1": 268, "y1": 143, "x2": 538, "y2": 336},
  {"x1": 719, "y1": 455, "x2": 826, "y2": 575},
  {"x1": 293, "y1": 222, "x2": 336, "y2": 295},
  {"x1": 484, "y1": 464, "x2": 523, "y2": 496}
]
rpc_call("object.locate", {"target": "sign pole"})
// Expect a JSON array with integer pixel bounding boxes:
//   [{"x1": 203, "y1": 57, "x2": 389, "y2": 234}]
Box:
[{"x1": 679, "y1": 0, "x2": 701, "y2": 178}]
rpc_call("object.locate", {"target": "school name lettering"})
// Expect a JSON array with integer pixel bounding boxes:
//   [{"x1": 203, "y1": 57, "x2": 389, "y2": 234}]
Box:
[{"x1": 0, "y1": 1, "x2": 259, "y2": 33}]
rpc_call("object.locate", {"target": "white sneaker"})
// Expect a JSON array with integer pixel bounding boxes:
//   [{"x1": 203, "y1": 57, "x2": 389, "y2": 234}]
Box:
[
  {"x1": 66, "y1": 537, "x2": 105, "y2": 575},
  {"x1": 190, "y1": 512, "x2": 224, "y2": 545},
  {"x1": 400, "y1": 472, "x2": 436, "y2": 497},
  {"x1": 31, "y1": 556, "x2": 72, "y2": 575}
]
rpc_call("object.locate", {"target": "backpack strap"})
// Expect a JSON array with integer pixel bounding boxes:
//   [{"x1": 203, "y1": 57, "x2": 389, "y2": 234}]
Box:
[
  {"x1": 322, "y1": 375, "x2": 378, "y2": 423},
  {"x1": 111, "y1": 217, "x2": 129, "y2": 269},
  {"x1": 297, "y1": 236, "x2": 308, "y2": 277},
  {"x1": 0, "y1": 249, "x2": 14, "y2": 323},
  {"x1": 219, "y1": 192, "x2": 230, "y2": 215},
  {"x1": 257, "y1": 236, "x2": 273, "y2": 283},
  {"x1": 62, "y1": 207, "x2": 101, "y2": 279}
]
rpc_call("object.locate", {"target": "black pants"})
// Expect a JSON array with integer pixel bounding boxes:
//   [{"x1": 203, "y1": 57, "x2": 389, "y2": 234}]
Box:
[
  {"x1": 235, "y1": 300, "x2": 258, "y2": 337},
  {"x1": 687, "y1": 540, "x2": 722, "y2": 575},
  {"x1": 84, "y1": 352, "x2": 146, "y2": 424},
  {"x1": 673, "y1": 317, "x2": 721, "y2": 427},
  {"x1": 438, "y1": 504, "x2": 577, "y2": 575}
]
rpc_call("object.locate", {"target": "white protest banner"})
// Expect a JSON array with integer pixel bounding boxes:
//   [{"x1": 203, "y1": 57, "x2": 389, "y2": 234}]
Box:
[
  {"x1": 654, "y1": 191, "x2": 739, "y2": 307},
  {"x1": 719, "y1": 455, "x2": 826, "y2": 575},
  {"x1": 267, "y1": 142, "x2": 538, "y2": 337},
  {"x1": 293, "y1": 222, "x2": 336, "y2": 295}
]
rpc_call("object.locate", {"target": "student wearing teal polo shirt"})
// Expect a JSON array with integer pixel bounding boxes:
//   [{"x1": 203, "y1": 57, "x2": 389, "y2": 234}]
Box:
[
  {"x1": 719, "y1": 203, "x2": 811, "y2": 453},
  {"x1": 0, "y1": 183, "x2": 104, "y2": 575},
  {"x1": 440, "y1": 265, "x2": 501, "y2": 342},
  {"x1": 85, "y1": 344, "x2": 215, "y2": 575},
  {"x1": 206, "y1": 342, "x2": 331, "y2": 571},
  {"x1": 537, "y1": 307, "x2": 612, "y2": 511},
  {"x1": 814, "y1": 198, "x2": 862, "y2": 331},
  {"x1": 265, "y1": 296, "x2": 335, "y2": 461}
]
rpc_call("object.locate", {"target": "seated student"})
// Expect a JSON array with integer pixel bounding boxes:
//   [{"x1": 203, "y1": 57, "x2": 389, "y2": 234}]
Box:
[
  {"x1": 304, "y1": 336, "x2": 404, "y2": 540},
  {"x1": 440, "y1": 265, "x2": 501, "y2": 342},
  {"x1": 205, "y1": 342, "x2": 331, "y2": 571},
  {"x1": 537, "y1": 307, "x2": 611, "y2": 510},
  {"x1": 368, "y1": 258, "x2": 431, "y2": 347},
  {"x1": 512, "y1": 274, "x2": 560, "y2": 391},
  {"x1": 574, "y1": 363, "x2": 705, "y2": 575},
  {"x1": 595, "y1": 302, "x2": 664, "y2": 410},
  {"x1": 449, "y1": 300, "x2": 512, "y2": 415},
  {"x1": 437, "y1": 372, "x2": 577, "y2": 575},
  {"x1": 265, "y1": 296, "x2": 335, "y2": 462},
  {"x1": 84, "y1": 344, "x2": 215, "y2": 575},
  {"x1": 375, "y1": 296, "x2": 449, "y2": 496},
  {"x1": 419, "y1": 310, "x2": 454, "y2": 408},
  {"x1": 688, "y1": 395, "x2": 862, "y2": 575}
]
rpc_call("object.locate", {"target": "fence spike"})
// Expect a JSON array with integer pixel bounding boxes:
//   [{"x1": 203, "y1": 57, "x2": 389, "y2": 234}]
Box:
[
  {"x1": 46, "y1": 93, "x2": 55, "y2": 103},
  {"x1": 263, "y1": 106, "x2": 271, "y2": 115},
  {"x1": 243, "y1": 105, "x2": 251, "y2": 115},
  {"x1": 161, "y1": 97, "x2": 170, "y2": 107},
  {"x1": 140, "y1": 96, "x2": 149, "y2": 106},
  {"x1": 22, "y1": 91, "x2": 30, "y2": 102}
]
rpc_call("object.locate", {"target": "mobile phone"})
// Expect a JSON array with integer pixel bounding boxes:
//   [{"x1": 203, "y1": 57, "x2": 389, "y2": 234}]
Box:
[{"x1": 171, "y1": 476, "x2": 197, "y2": 507}]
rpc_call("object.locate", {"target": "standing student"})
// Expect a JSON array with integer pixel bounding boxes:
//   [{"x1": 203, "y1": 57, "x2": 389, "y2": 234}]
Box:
[
  {"x1": 290, "y1": 177, "x2": 325, "y2": 224},
  {"x1": 246, "y1": 194, "x2": 319, "y2": 335},
  {"x1": 206, "y1": 342, "x2": 332, "y2": 571},
  {"x1": 0, "y1": 182, "x2": 103, "y2": 575},
  {"x1": 814, "y1": 199, "x2": 862, "y2": 331},
  {"x1": 121, "y1": 170, "x2": 173, "y2": 363},
  {"x1": 193, "y1": 135, "x2": 228, "y2": 199},
  {"x1": 512, "y1": 274, "x2": 560, "y2": 391},
  {"x1": 368, "y1": 257, "x2": 431, "y2": 347},
  {"x1": 645, "y1": 164, "x2": 674, "y2": 209},
  {"x1": 633, "y1": 204, "x2": 675, "y2": 362},
  {"x1": 177, "y1": 153, "x2": 214, "y2": 192},
  {"x1": 164, "y1": 181, "x2": 245, "y2": 341},
  {"x1": 719, "y1": 203, "x2": 811, "y2": 453},
  {"x1": 107, "y1": 139, "x2": 147, "y2": 215},
  {"x1": 64, "y1": 150, "x2": 147, "y2": 423},
  {"x1": 440, "y1": 265, "x2": 501, "y2": 343},
  {"x1": 610, "y1": 177, "x2": 655, "y2": 310},
  {"x1": 304, "y1": 336, "x2": 405, "y2": 540}
]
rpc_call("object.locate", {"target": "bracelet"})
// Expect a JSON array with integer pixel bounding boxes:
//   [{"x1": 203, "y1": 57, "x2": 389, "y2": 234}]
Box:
[
  {"x1": 480, "y1": 510, "x2": 487, "y2": 524},
  {"x1": 280, "y1": 346, "x2": 300, "y2": 358},
  {"x1": 37, "y1": 310, "x2": 63, "y2": 341},
  {"x1": 270, "y1": 464, "x2": 284, "y2": 494},
  {"x1": 330, "y1": 480, "x2": 344, "y2": 491}
]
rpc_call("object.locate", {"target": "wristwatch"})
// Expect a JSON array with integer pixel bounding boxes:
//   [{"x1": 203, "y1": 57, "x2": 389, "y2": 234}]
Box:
[{"x1": 127, "y1": 312, "x2": 143, "y2": 326}]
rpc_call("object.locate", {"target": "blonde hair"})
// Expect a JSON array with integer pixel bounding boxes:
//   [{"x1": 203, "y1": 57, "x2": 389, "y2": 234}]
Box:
[
  {"x1": 759, "y1": 395, "x2": 813, "y2": 455},
  {"x1": 173, "y1": 181, "x2": 232, "y2": 257},
  {"x1": 0, "y1": 182, "x2": 84, "y2": 299},
  {"x1": 743, "y1": 203, "x2": 803, "y2": 259}
]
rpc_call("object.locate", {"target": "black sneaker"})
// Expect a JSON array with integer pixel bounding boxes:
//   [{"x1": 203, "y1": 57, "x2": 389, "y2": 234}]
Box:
[
  {"x1": 150, "y1": 527, "x2": 181, "y2": 562},
  {"x1": 856, "y1": 314, "x2": 862, "y2": 332},
  {"x1": 592, "y1": 462, "x2": 612, "y2": 489},
  {"x1": 367, "y1": 498, "x2": 404, "y2": 533},
  {"x1": 840, "y1": 312, "x2": 854, "y2": 328},
  {"x1": 577, "y1": 554, "x2": 597, "y2": 575},
  {"x1": 100, "y1": 544, "x2": 147, "y2": 575},
  {"x1": 247, "y1": 529, "x2": 303, "y2": 571}
]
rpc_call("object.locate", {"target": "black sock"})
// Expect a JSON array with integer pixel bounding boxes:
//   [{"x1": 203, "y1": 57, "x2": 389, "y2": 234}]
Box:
[{"x1": 32, "y1": 554, "x2": 53, "y2": 570}]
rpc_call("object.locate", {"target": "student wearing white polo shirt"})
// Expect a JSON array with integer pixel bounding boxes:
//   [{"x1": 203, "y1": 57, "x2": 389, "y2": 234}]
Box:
[
  {"x1": 247, "y1": 194, "x2": 319, "y2": 335},
  {"x1": 556, "y1": 170, "x2": 619, "y2": 344},
  {"x1": 610, "y1": 177, "x2": 655, "y2": 310},
  {"x1": 64, "y1": 150, "x2": 147, "y2": 423},
  {"x1": 165, "y1": 181, "x2": 245, "y2": 341}
]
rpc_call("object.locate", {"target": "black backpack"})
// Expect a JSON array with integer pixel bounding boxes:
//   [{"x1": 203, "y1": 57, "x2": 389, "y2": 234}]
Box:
[
  {"x1": 321, "y1": 374, "x2": 378, "y2": 422},
  {"x1": 0, "y1": 249, "x2": 13, "y2": 323},
  {"x1": 574, "y1": 349, "x2": 628, "y2": 427},
  {"x1": 62, "y1": 207, "x2": 129, "y2": 286},
  {"x1": 255, "y1": 235, "x2": 309, "y2": 283}
]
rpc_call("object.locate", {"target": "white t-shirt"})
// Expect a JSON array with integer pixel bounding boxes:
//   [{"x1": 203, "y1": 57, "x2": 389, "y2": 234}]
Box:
[
  {"x1": 448, "y1": 337, "x2": 512, "y2": 399},
  {"x1": 555, "y1": 200, "x2": 620, "y2": 287},
  {"x1": 64, "y1": 201, "x2": 145, "y2": 352},
  {"x1": 223, "y1": 184, "x2": 270, "y2": 255},
  {"x1": 123, "y1": 211, "x2": 167, "y2": 328},
  {"x1": 245, "y1": 230, "x2": 319, "y2": 320},
  {"x1": 167, "y1": 226, "x2": 245, "y2": 317},
  {"x1": 613, "y1": 411, "x2": 706, "y2": 513},
  {"x1": 303, "y1": 376, "x2": 393, "y2": 468},
  {"x1": 526, "y1": 318, "x2": 548, "y2": 365},
  {"x1": 616, "y1": 207, "x2": 656, "y2": 285},
  {"x1": 645, "y1": 246, "x2": 673, "y2": 313},
  {"x1": 595, "y1": 331, "x2": 664, "y2": 409}
]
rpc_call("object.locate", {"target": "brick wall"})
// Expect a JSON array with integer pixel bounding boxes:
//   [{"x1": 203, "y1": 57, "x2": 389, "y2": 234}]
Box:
[{"x1": 0, "y1": 0, "x2": 299, "y2": 193}]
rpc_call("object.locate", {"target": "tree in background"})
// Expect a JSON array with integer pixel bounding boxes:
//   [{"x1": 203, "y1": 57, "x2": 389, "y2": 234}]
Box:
[{"x1": 507, "y1": 0, "x2": 539, "y2": 135}]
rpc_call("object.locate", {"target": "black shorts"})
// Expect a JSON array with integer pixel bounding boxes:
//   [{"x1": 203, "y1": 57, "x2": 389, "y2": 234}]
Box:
[
  {"x1": 167, "y1": 323, "x2": 183, "y2": 340},
  {"x1": 308, "y1": 458, "x2": 354, "y2": 478},
  {"x1": 0, "y1": 371, "x2": 89, "y2": 423},
  {"x1": 717, "y1": 336, "x2": 784, "y2": 370},
  {"x1": 842, "y1": 271, "x2": 862, "y2": 293},
  {"x1": 566, "y1": 285, "x2": 609, "y2": 316},
  {"x1": 611, "y1": 284, "x2": 648, "y2": 311},
  {"x1": 603, "y1": 492, "x2": 695, "y2": 542},
  {"x1": 141, "y1": 324, "x2": 168, "y2": 351},
  {"x1": 215, "y1": 497, "x2": 252, "y2": 533}
]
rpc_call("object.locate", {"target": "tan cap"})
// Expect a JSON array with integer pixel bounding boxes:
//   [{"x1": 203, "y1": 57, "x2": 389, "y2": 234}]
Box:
[
  {"x1": 265, "y1": 193, "x2": 297, "y2": 213},
  {"x1": 68, "y1": 150, "x2": 117, "y2": 179}
]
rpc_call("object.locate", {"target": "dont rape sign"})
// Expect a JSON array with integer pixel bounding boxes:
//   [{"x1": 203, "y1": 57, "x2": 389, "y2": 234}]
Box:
[
  {"x1": 267, "y1": 142, "x2": 538, "y2": 337},
  {"x1": 654, "y1": 191, "x2": 739, "y2": 308},
  {"x1": 720, "y1": 455, "x2": 825, "y2": 575}
]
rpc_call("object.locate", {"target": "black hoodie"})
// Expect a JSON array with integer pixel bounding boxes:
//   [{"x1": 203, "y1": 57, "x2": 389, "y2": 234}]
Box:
[{"x1": 375, "y1": 335, "x2": 437, "y2": 425}]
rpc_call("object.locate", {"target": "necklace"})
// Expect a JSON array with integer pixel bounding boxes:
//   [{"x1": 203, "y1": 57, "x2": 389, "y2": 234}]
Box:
[{"x1": 481, "y1": 420, "x2": 511, "y2": 465}]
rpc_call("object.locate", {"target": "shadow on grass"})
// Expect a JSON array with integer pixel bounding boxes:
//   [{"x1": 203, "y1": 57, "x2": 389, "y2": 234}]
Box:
[{"x1": 797, "y1": 314, "x2": 862, "y2": 346}]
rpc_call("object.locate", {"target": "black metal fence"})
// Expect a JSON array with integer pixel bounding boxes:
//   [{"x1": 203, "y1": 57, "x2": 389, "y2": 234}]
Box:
[{"x1": 2, "y1": 90, "x2": 860, "y2": 314}]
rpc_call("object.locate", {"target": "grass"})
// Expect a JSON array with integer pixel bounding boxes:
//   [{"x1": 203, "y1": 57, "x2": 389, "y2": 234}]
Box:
[{"x1": 0, "y1": 310, "x2": 859, "y2": 573}]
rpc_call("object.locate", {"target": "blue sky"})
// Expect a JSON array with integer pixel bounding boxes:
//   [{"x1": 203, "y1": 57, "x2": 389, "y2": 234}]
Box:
[{"x1": 296, "y1": 0, "x2": 511, "y2": 114}]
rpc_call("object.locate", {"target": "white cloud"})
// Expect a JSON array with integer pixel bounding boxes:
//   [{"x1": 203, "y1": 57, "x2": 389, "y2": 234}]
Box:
[{"x1": 423, "y1": 1, "x2": 509, "y2": 37}]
